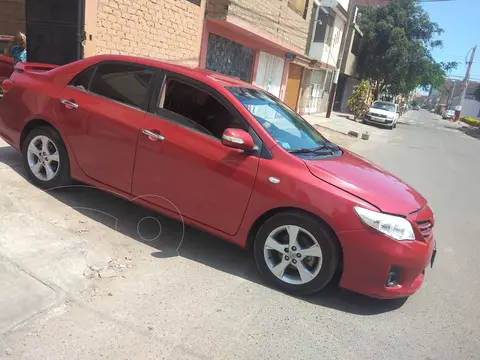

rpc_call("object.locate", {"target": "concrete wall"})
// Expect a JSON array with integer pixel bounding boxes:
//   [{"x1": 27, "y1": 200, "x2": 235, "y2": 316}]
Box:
[
  {"x1": 207, "y1": 0, "x2": 314, "y2": 54},
  {"x1": 461, "y1": 99, "x2": 480, "y2": 119},
  {"x1": 92, "y1": 0, "x2": 205, "y2": 66},
  {"x1": 0, "y1": 0, "x2": 25, "y2": 35}
]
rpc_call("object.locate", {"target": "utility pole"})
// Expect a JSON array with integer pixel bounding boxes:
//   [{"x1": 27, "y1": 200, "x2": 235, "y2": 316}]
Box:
[
  {"x1": 455, "y1": 45, "x2": 477, "y2": 120},
  {"x1": 326, "y1": 1, "x2": 356, "y2": 118},
  {"x1": 447, "y1": 79, "x2": 456, "y2": 109}
]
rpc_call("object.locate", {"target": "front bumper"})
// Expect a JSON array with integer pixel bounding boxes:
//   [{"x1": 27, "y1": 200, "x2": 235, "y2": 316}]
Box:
[
  {"x1": 337, "y1": 208, "x2": 435, "y2": 299},
  {"x1": 364, "y1": 115, "x2": 394, "y2": 126}
]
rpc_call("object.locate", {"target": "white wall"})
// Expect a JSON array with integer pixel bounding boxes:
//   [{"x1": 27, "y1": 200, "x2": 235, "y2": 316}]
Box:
[
  {"x1": 462, "y1": 99, "x2": 480, "y2": 119},
  {"x1": 317, "y1": 0, "x2": 350, "y2": 12},
  {"x1": 322, "y1": 15, "x2": 344, "y2": 67},
  {"x1": 308, "y1": 12, "x2": 344, "y2": 68},
  {"x1": 337, "y1": 0, "x2": 350, "y2": 11}
]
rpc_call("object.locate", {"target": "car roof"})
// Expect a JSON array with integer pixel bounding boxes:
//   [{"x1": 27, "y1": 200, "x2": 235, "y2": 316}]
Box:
[{"x1": 87, "y1": 55, "x2": 255, "y2": 89}]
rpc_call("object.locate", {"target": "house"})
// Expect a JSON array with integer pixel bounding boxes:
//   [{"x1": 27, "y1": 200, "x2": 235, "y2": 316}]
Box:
[
  {"x1": 203, "y1": 0, "x2": 330, "y2": 112},
  {"x1": 298, "y1": 0, "x2": 350, "y2": 115}
]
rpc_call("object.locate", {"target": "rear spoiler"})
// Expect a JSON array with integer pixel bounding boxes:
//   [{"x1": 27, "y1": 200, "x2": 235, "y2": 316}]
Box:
[{"x1": 15, "y1": 62, "x2": 58, "y2": 73}]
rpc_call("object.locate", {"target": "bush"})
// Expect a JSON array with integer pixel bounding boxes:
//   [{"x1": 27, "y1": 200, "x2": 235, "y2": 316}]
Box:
[
  {"x1": 460, "y1": 116, "x2": 480, "y2": 127},
  {"x1": 347, "y1": 80, "x2": 373, "y2": 120}
]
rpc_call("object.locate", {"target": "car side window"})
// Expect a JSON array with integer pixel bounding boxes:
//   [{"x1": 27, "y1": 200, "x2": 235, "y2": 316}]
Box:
[
  {"x1": 156, "y1": 78, "x2": 246, "y2": 139},
  {"x1": 89, "y1": 62, "x2": 154, "y2": 109},
  {"x1": 69, "y1": 67, "x2": 95, "y2": 91}
]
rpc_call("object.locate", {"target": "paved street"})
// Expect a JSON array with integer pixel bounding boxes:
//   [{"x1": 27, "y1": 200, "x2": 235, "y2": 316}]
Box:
[{"x1": 0, "y1": 110, "x2": 479, "y2": 360}]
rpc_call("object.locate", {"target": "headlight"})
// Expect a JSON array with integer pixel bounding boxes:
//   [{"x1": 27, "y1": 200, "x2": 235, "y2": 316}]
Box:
[
  {"x1": 354, "y1": 207, "x2": 415, "y2": 241},
  {"x1": 387, "y1": 115, "x2": 395, "y2": 120}
]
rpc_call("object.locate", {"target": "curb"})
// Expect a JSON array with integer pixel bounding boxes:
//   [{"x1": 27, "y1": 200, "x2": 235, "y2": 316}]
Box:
[{"x1": 313, "y1": 124, "x2": 350, "y2": 137}]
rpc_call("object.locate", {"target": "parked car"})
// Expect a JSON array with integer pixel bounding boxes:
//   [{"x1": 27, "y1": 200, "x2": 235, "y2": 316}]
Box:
[
  {"x1": 364, "y1": 101, "x2": 400, "y2": 129},
  {"x1": 0, "y1": 35, "x2": 14, "y2": 95},
  {"x1": 0, "y1": 55, "x2": 436, "y2": 299},
  {"x1": 443, "y1": 109, "x2": 455, "y2": 120}
]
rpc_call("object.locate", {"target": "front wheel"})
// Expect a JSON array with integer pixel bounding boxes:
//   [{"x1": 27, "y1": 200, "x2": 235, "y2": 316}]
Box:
[
  {"x1": 22, "y1": 126, "x2": 71, "y2": 189},
  {"x1": 254, "y1": 212, "x2": 340, "y2": 295}
]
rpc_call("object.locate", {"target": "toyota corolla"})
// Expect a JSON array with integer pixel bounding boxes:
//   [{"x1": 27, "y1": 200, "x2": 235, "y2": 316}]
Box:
[{"x1": 0, "y1": 55, "x2": 436, "y2": 298}]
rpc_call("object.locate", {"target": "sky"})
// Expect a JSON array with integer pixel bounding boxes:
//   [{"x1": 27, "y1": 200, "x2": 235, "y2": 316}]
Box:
[{"x1": 421, "y1": 0, "x2": 479, "y2": 82}]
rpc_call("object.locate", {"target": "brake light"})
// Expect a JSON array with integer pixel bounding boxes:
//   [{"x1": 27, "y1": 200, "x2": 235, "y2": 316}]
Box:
[{"x1": 2, "y1": 79, "x2": 13, "y2": 94}]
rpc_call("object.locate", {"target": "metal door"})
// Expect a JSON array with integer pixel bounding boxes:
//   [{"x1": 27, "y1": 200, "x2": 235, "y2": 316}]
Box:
[
  {"x1": 255, "y1": 51, "x2": 285, "y2": 98},
  {"x1": 25, "y1": 0, "x2": 84, "y2": 65}
]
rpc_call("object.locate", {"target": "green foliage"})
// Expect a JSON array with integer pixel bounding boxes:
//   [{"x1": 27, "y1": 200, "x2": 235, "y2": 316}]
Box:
[
  {"x1": 460, "y1": 116, "x2": 480, "y2": 127},
  {"x1": 356, "y1": 0, "x2": 458, "y2": 97},
  {"x1": 347, "y1": 80, "x2": 373, "y2": 120}
]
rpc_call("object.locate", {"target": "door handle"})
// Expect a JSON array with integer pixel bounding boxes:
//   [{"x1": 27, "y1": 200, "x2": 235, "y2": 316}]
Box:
[
  {"x1": 142, "y1": 129, "x2": 165, "y2": 141},
  {"x1": 60, "y1": 99, "x2": 79, "y2": 109}
]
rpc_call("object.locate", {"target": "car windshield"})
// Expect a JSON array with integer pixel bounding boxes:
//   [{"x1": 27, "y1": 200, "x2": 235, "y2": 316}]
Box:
[
  {"x1": 228, "y1": 87, "x2": 329, "y2": 152},
  {"x1": 371, "y1": 101, "x2": 396, "y2": 112},
  {"x1": 446, "y1": 110, "x2": 455, "y2": 114}
]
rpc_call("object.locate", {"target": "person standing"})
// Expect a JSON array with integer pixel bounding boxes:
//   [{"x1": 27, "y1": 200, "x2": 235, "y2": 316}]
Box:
[{"x1": 7, "y1": 32, "x2": 27, "y2": 65}]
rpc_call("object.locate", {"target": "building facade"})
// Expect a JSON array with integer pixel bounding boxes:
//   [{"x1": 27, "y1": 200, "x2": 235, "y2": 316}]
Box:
[
  {"x1": 203, "y1": 0, "x2": 344, "y2": 113},
  {"x1": 2, "y1": 0, "x2": 368, "y2": 117},
  {"x1": 87, "y1": 0, "x2": 205, "y2": 66},
  {"x1": 0, "y1": 0, "x2": 25, "y2": 35},
  {"x1": 0, "y1": 0, "x2": 206, "y2": 66},
  {"x1": 299, "y1": 0, "x2": 349, "y2": 115}
]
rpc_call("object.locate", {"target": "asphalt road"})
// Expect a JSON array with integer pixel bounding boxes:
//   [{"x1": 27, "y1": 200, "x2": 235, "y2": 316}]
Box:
[{"x1": 0, "y1": 110, "x2": 479, "y2": 359}]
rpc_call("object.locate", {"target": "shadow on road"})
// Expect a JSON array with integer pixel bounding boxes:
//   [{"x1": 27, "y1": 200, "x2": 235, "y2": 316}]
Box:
[
  {"x1": 0, "y1": 145, "x2": 407, "y2": 316},
  {"x1": 459, "y1": 126, "x2": 480, "y2": 140}
]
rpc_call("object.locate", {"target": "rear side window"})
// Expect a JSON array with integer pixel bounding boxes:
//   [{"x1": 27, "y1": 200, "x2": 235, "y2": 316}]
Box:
[
  {"x1": 89, "y1": 62, "x2": 154, "y2": 109},
  {"x1": 70, "y1": 67, "x2": 95, "y2": 91}
]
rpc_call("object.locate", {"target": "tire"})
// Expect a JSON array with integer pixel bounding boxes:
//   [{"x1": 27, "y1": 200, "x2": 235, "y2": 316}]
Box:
[
  {"x1": 253, "y1": 211, "x2": 340, "y2": 295},
  {"x1": 22, "y1": 125, "x2": 71, "y2": 189}
]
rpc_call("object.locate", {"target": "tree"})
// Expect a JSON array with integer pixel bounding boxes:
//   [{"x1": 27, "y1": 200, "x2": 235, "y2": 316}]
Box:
[
  {"x1": 348, "y1": 80, "x2": 373, "y2": 120},
  {"x1": 356, "y1": 0, "x2": 457, "y2": 99},
  {"x1": 475, "y1": 84, "x2": 480, "y2": 102}
]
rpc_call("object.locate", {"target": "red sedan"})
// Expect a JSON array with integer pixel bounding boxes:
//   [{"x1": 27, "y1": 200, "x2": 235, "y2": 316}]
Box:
[{"x1": 0, "y1": 55, "x2": 436, "y2": 298}]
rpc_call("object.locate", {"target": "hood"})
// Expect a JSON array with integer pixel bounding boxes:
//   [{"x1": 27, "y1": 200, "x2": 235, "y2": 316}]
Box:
[
  {"x1": 368, "y1": 107, "x2": 395, "y2": 117},
  {"x1": 305, "y1": 150, "x2": 426, "y2": 215}
]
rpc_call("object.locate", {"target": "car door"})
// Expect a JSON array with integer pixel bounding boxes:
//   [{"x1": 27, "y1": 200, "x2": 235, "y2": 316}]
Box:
[
  {"x1": 132, "y1": 74, "x2": 260, "y2": 235},
  {"x1": 55, "y1": 61, "x2": 155, "y2": 193}
]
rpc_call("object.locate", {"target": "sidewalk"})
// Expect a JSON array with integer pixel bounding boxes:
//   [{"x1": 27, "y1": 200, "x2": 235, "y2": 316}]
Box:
[{"x1": 303, "y1": 111, "x2": 385, "y2": 138}]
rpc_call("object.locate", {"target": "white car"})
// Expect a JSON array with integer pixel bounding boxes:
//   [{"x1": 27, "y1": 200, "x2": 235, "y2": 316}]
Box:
[
  {"x1": 364, "y1": 101, "x2": 399, "y2": 130},
  {"x1": 442, "y1": 109, "x2": 455, "y2": 120}
]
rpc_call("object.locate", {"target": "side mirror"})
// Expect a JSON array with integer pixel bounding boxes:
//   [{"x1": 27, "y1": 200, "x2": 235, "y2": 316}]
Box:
[{"x1": 222, "y1": 128, "x2": 255, "y2": 152}]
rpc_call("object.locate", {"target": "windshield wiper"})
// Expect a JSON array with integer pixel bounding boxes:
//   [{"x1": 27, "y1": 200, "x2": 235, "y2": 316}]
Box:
[
  {"x1": 289, "y1": 146, "x2": 332, "y2": 155},
  {"x1": 289, "y1": 143, "x2": 340, "y2": 155}
]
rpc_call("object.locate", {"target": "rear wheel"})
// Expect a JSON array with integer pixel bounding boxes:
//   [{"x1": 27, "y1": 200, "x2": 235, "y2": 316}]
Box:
[
  {"x1": 22, "y1": 126, "x2": 71, "y2": 189},
  {"x1": 254, "y1": 212, "x2": 340, "y2": 295}
]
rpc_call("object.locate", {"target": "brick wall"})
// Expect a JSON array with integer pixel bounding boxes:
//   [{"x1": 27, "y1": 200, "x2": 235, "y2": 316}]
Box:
[
  {"x1": 95, "y1": 0, "x2": 205, "y2": 66},
  {"x1": 0, "y1": 0, "x2": 25, "y2": 35},
  {"x1": 207, "y1": 0, "x2": 313, "y2": 54}
]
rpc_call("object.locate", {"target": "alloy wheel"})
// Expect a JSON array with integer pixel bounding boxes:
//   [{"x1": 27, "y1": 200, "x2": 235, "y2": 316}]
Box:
[
  {"x1": 26, "y1": 135, "x2": 60, "y2": 181},
  {"x1": 263, "y1": 225, "x2": 323, "y2": 285}
]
